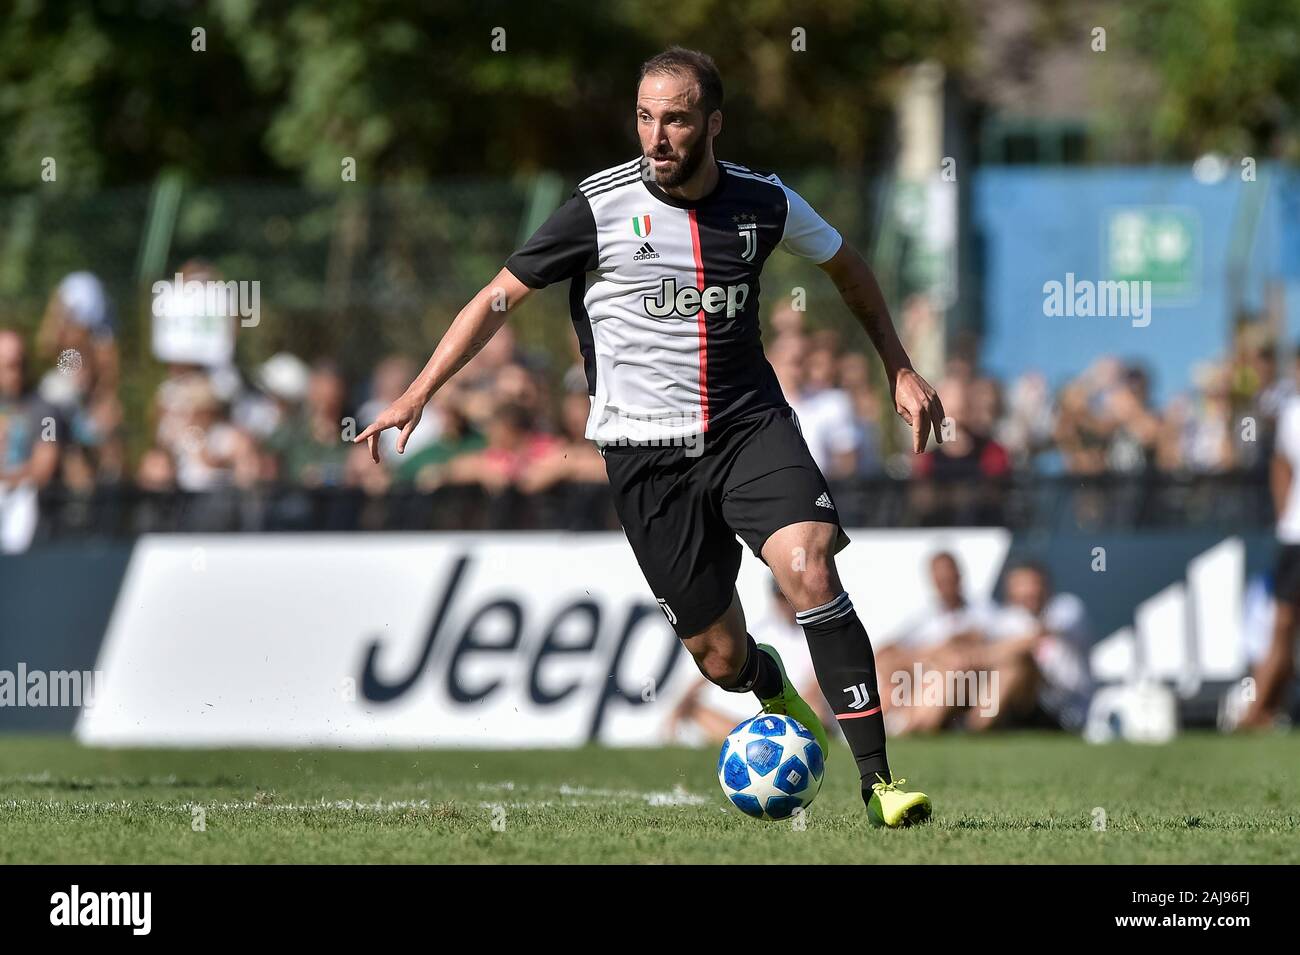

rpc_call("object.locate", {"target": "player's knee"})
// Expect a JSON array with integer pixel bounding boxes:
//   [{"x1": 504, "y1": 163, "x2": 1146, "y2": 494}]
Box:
[{"x1": 782, "y1": 555, "x2": 839, "y2": 610}]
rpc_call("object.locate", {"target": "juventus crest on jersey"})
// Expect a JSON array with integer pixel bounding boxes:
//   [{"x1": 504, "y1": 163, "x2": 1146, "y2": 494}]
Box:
[{"x1": 505, "y1": 158, "x2": 843, "y2": 443}]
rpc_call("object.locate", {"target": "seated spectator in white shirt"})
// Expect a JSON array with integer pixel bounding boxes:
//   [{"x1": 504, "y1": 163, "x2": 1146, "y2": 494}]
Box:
[
  {"x1": 979, "y1": 562, "x2": 1094, "y2": 731},
  {"x1": 877, "y1": 551, "x2": 996, "y2": 734}
]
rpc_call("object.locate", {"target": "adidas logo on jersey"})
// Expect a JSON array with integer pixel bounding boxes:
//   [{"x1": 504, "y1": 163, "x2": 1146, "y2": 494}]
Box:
[
  {"x1": 815, "y1": 492, "x2": 835, "y2": 510},
  {"x1": 632, "y1": 242, "x2": 660, "y2": 261}
]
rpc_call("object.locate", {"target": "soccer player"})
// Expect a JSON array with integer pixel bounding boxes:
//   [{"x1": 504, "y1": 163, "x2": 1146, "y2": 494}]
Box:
[
  {"x1": 1241, "y1": 387, "x2": 1300, "y2": 729},
  {"x1": 357, "y1": 47, "x2": 944, "y2": 826}
]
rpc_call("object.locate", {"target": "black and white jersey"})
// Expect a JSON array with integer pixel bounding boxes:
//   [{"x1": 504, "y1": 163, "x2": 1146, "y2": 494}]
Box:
[{"x1": 505, "y1": 158, "x2": 842, "y2": 443}]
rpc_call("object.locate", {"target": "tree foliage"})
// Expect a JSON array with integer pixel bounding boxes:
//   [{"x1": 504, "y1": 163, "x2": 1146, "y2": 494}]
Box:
[{"x1": 0, "y1": 0, "x2": 971, "y2": 189}]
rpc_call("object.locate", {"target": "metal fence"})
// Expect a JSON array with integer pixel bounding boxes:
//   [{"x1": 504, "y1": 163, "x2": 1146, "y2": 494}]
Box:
[{"x1": 30, "y1": 471, "x2": 1275, "y2": 542}]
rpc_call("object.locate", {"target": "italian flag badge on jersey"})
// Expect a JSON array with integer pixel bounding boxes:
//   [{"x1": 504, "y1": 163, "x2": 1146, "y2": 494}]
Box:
[{"x1": 632, "y1": 214, "x2": 652, "y2": 237}]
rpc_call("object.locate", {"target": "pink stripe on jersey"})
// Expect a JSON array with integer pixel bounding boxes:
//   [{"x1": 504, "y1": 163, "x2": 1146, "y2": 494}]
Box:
[{"x1": 687, "y1": 209, "x2": 709, "y2": 431}]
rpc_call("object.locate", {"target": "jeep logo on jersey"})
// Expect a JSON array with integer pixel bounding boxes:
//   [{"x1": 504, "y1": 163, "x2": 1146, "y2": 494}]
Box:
[
  {"x1": 632, "y1": 214, "x2": 651, "y2": 237},
  {"x1": 644, "y1": 278, "x2": 750, "y2": 319}
]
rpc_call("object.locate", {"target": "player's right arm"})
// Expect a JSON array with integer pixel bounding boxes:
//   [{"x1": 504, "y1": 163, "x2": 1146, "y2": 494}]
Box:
[{"x1": 354, "y1": 268, "x2": 532, "y2": 462}]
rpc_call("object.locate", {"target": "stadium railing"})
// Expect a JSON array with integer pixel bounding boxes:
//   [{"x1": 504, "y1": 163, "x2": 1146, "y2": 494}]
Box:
[{"x1": 30, "y1": 471, "x2": 1274, "y2": 541}]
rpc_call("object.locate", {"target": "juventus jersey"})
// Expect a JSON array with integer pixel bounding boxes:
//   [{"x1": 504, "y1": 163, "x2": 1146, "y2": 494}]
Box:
[{"x1": 505, "y1": 158, "x2": 843, "y2": 443}]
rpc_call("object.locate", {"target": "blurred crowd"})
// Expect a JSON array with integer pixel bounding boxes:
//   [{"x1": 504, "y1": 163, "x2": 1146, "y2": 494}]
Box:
[
  {"x1": 1, "y1": 271, "x2": 1290, "y2": 547},
  {"x1": 0, "y1": 265, "x2": 609, "y2": 523}
]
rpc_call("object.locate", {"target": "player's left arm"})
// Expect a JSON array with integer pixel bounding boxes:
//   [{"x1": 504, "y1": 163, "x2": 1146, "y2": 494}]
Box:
[{"x1": 818, "y1": 242, "x2": 945, "y2": 453}]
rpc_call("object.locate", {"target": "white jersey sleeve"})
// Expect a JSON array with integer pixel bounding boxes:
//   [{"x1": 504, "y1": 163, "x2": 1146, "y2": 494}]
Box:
[
  {"x1": 1277, "y1": 397, "x2": 1300, "y2": 465},
  {"x1": 1274, "y1": 396, "x2": 1300, "y2": 541},
  {"x1": 778, "y1": 184, "x2": 843, "y2": 264}
]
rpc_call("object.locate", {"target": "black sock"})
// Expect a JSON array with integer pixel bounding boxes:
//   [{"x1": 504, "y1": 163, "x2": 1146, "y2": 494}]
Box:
[
  {"x1": 719, "y1": 634, "x2": 784, "y2": 701},
  {"x1": 796, "y1": 592, "x2": 891, "y2": 794}
]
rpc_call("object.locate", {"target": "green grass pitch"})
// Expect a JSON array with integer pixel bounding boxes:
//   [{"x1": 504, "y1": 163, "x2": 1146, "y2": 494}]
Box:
[{"x1": 1, "y1": 732, "x2": 1297, "y2": 863}]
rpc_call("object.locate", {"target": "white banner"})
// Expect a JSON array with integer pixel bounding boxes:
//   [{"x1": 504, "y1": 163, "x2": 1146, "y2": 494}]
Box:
[
  {"x1": 77, "y1": 529, "x2": 1009, "y2": 748},
  {"x1": 151, "y1": 282, "x2": 236, "y2": 366}
]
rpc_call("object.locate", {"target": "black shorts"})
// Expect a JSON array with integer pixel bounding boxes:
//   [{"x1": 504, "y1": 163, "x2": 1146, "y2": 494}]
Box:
[
  {"x1": 1275, "y1": 543, "x2": 1300, "y2": 605},
  {"x1": 602, "y1": 406, "x2": 849, "y2": 639}
]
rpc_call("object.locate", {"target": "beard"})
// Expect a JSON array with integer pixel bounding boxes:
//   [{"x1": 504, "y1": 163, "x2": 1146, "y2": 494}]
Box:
[{"x1": 646, "y1": 131, "x2": 708, "y2": 188}]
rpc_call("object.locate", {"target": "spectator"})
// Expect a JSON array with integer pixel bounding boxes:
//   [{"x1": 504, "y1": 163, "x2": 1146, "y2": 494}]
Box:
[
  {"x1": 837, "y1": 352, "x2": 883, "y2": 475},
  {"x1": 357, "y1": 354, "x2": 439, "y2": 463},
  {"x1": 37, "y1": 271, "x2": 118, "y2": 393},
  {"x1": 443, "y1": 402, "x2": 559, "y2": 492},
  {"x1": 458, "y1": 325, "x2": 543, "y2": 424},
  {"x1": 1176, "y1": 363, "x2": 1235, "y2": 473},
  {"x1": 997, "y1": 371, "x2": 1055, "y2": 472},
  {"x1": 982, "y1": 562, "x2": 1093, "y2": 731},
  {"x1": 135, "y1": 446, "x2": 177, "y2": 492},
  {"x1": 1101, "y1": 365, "x2": 1162, "y2": 473},
  {"x1": 1054, "y1": 379, "x2": 1109, "y2": 474},
  {"x1": 242, "y1": 351, "x2": 310, "y2": 441},
  {"x1": 768, "y1": 297, "x2": 805, "y2": 340},
  {"x1": 885, "y1": 560, "x2": 1091, "y2": 734},
  {"x1": 492, "y1": 362, "x2": 553, "y2": 433},
  {"x1": 517, "y1": 392, "x2": 608, "y2": 493},
  {"x1": 1237, "y1": 343, "x2": 1293, "y2": 469},
  {"x1": 877, "y1": 551, "x2": 997, "y2": 734},
  {"x1": 882, "y1": 552, "x2": 995, "y2": 661},
  {"x1": 393, "y1": 385, "x2": 487, "y2": 490},
  {"x1": 152, "y1": 259, "x2": 260, "y2": 427},
  {"x1": 913, "y1": 378, "x2": 1010, "y2": 482},
  {"x1": 35, "y1": 273, "x2": 125, "y2": 486},
  {"x1": 770, "y1": 335, "x2": 860, "y2": 479},
  {"x1": 910, "y1": 377, "x2": 1011, "y2": 524},
  {"x1": 266, "y1": 361, "x2": 352, "y2": 488},
  {"x1": 0, "y1": 330, "x2": 60, "y2": 552},
  {"x1": 157, "y1": 374, "x2": 258, "y2": 492}
]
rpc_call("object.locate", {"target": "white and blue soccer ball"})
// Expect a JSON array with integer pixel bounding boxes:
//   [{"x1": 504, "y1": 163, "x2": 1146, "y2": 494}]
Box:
[{"x1": 718, "y1": 713, "x2": 824, "y2": 820}]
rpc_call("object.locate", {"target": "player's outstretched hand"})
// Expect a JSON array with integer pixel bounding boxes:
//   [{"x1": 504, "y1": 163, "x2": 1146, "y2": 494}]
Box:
[
  {"x1": 892, "y1": 367, "x2": 945, "y2": 453},
  {"x1": 353, "y1": 395, "x2": 425, "y2": 463}
]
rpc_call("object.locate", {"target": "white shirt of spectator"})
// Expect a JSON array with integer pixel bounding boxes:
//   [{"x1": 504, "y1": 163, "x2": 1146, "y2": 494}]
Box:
[
  {"x1": 988, "y1": 593, "x2": 1093, "y2": 725},
  {"x1": 1274, "y1": 395, "x2": 1300, "y2": 543},
  {"x1": 892, "y1": 600, "x2": 998, "y2": 650},
  {"x1": 171, "y1": 422, "x2": 242, "y2": 492},
  {"x1": 789, "y1": 388, "x2": 859, "y2": 475}
]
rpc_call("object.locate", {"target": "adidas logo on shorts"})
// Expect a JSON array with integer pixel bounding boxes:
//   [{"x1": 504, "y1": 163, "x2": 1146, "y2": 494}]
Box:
[
  {"x1": 632, "y1": 242, "x2": 660, "y2": 261},
  {"x1": 814, "y1": 492, "x2": 835, "y2": 510}
]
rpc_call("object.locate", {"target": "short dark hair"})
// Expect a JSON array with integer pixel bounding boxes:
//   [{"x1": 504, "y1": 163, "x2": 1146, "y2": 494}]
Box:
[{"x1": 638, "y1": 47, "x2": 723, "y2": 117}]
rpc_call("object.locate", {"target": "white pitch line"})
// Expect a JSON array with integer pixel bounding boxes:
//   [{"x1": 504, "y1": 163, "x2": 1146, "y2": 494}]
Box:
[{"x1": 1, "y1": 784, "x2": 709, "y2": 814}]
